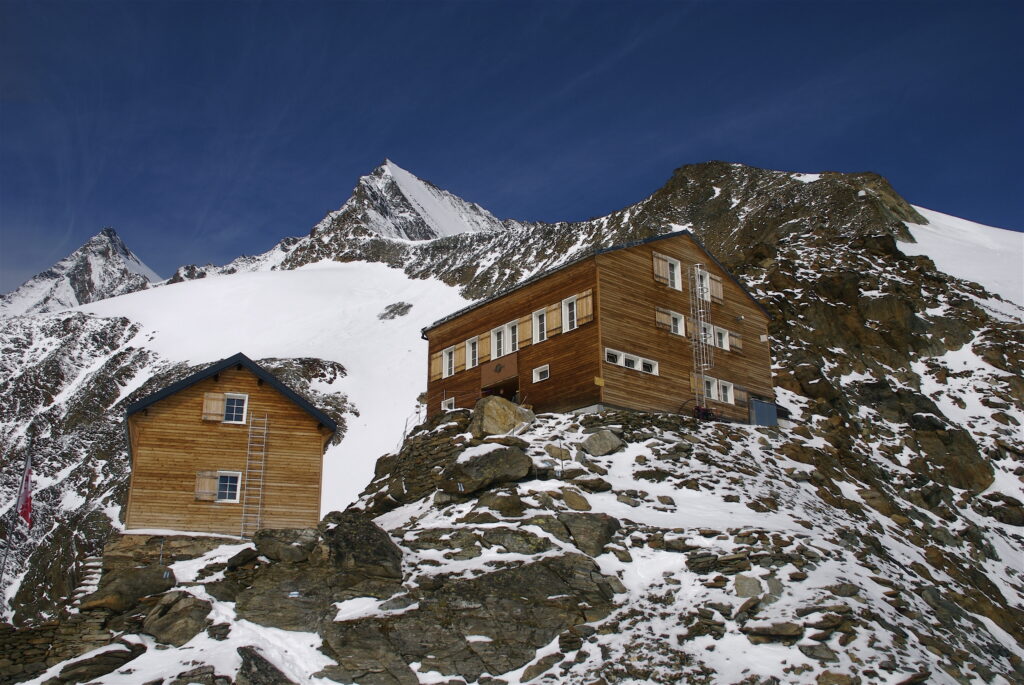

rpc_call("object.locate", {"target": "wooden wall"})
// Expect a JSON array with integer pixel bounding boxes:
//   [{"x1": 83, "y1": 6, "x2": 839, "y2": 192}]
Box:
[
  {"x1": 597, "y1": 234, "x2": 774, "y2": 421},
  {"x1": 425, "y1": 259, "x2": 602, "y2": 415},
  {"x1": 125, "y1": 367, "x2": 330, "y2": 536}
]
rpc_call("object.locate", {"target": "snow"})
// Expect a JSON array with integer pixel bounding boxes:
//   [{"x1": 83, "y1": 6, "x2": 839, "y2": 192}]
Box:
[
  {"x1": 902, "y1": 206, "x2": 1024, "y2": 305},
  {"x1": 385, "y1": 161, "x2": 503, "y2": 238},
  {"x1": 80, "y1": 260, "x2": 468, "y2": 513},
  {"x1": 792, "y1": 173, "x2": 821, "y2": 183}
]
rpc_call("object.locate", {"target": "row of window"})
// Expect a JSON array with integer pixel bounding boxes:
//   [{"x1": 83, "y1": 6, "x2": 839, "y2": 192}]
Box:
[
  {"x1": 702, "y1": 375, "x2": 735, "y2": 404},
  {"x1": 605, "y1": 348, "x2": 659, "y2": 375},
  {"x1": 654, "y1": 307, "x2": 741, "y2": 352},
  {"x1": 435, "y1": 289, "x2": 592, "y2": 380},
  {"x1": 440, "y1": 363, "x2": 551, "y2": 411},
  {"x1": 652, "y1": 252, "x2": 724, "y2": 302}
]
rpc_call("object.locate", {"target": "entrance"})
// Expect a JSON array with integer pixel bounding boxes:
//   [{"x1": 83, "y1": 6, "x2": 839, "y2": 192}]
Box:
[{"x1": 483, "y1": 377, "x2": 520, "y2": 404}]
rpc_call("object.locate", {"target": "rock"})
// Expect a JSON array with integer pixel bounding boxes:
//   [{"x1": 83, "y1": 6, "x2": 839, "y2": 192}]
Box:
[
  {"x1": 468, "y1": 396, "x2": 535, "y2": 438},
  {"x1": 544, "y1": 444, "x2": 571, "y2": 461},
  {"x1": 477, "y1": 489, "x2": 526, "y2": 517},
  {"x1": 828, "y1": 582, "x2": 860, "y2": 597},
  {"x1": 817, "y1": 671, "x2": 857, "y2": 685},
  {"x1": 561, "y1": 487, "x2": 592, "y2": 512},
  {"x1": 226, "y1": 546, "x2": 260, "y2": 570},
  {"x1": 733, "y1": 574, "x2": 762, "y2": 598},
  {"x1": 574, "y1": 475, "x2": 612, "y2": 493},
  {"x1": 253, "y1": 529, "x2": 318, "y2": 563},
  {"x1": 79, "y1": 565, "x2": 176, "y2": 613},
  {"x1": 439, "y1": 445, "x2": 531, "y2": 495},
  {"x1": 580, "y1": 430, "x2": 624, "y2": 456},
  {"x1": 742, "y1": 621, "x2": 803, "y2": 639},
  {"x1": 237, "y1": 646, "x2": 297, "y2": 684},
  {"x1": 800, "y1": 643, "x2": 839, "y2": 662},
  {"x1": 320, "y1": 511, "x2": 403, "y2": 580},
  {"x1": 557, "y1": 513, "x2": 621, "y2": 556},
  {"x1": 55, "y1": 641, "x2": 146, "y2": 682},
  {"x1": 142, "y1": 591, "x2": 212, "y2": 647},
  {"x1": 521, "y1": 653, "x2": 563, "y2": 681}
]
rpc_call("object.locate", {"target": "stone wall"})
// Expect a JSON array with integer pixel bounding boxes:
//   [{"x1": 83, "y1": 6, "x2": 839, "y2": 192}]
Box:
[{"x1": 0, "y1": 610, "x2": 113, "y2": 684}]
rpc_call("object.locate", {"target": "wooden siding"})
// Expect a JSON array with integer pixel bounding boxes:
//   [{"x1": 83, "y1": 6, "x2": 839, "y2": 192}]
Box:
[
  {"x1": 597, "y1": 234, "x2": 773, "y2": 421},
  {"x1": 425, "y1": 259, "x2": 602, "y2": 415},
  {"x1": 125, "y1": 367, "x2": 330, "y2": 535}
]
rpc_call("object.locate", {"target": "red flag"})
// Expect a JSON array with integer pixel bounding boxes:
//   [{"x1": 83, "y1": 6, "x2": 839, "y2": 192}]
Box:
[{"x1": 15, "y1": 456, "x2": 31, "y2": 529}]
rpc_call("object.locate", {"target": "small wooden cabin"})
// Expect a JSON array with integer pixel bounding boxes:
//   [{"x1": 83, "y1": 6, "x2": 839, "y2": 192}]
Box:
[
  {"x1": 422, "y1": 231, "x2": 775, "y2": 423},
  {"x1": 124, "y1": 353, "x2": 337, "y2": 537}
]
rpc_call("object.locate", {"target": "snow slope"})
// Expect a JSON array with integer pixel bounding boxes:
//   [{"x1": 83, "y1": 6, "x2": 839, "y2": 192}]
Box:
[
  {"x1": 903, "y1": 206, "x2": 1023, "y2": 306},
  {"x1": 81, "y1": 261, "x2": 467, "y2": 513}
]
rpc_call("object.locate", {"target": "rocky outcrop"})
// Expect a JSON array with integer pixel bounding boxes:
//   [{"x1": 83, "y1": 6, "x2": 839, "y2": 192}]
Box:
[
  {"x1": 141, "y1": 591, "x2": 212, "y2": 647},
  {"x1": 78, "y1": 565, "x2": 176, "y2": 613},
  {"x1": 467, "y1": 395, "x2": 536, "y2": 438}
]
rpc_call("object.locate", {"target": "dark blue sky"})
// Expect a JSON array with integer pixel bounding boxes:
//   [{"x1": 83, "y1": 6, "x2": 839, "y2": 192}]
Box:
[{"x1": 1, "y1": 1, "x2": 1021, "y2": 291}]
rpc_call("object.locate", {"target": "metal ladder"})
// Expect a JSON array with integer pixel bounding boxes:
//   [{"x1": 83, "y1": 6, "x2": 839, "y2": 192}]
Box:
[
  {"x1": 240, "y1": 414, "x2": 269, "y2": 538},
  {"x1": 689, "y1": 263, "x2": 714, "y2": 408}
]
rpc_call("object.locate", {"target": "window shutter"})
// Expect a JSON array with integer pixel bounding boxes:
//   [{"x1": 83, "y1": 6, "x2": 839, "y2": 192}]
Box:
[
  {"x1": 689, "y1": 373, "x2": 698, "y2": 392},
  {"x1": 709, "y1": 274, "x2": 724, "y2": 303},
  {"x1": 655, "y1": 307, "x2": 672, "y2": 330},
  {"x1": 652, "y1": 253, "x2": 670, "y2": 284},
  {"x1": 518, "y1": 315, "x2": 532, "y2": 348},
  {"x1": 478, "y1": 333, "x2": 490, "y2": 362},
  {"x1": 429, "y1": 351, "x2": 442, "y2": 381},
  {"x1": 454, "y1": 344, "x2": 466, "y2": 372},
  {"x1": 546, "y1": 303, "x2": 562, "y2": 335},
  {"x1": 195, "y1": 471, "x2": 218, "y2": 501},
  {"x1": 202, "y1": 393, "x2": 225, "y2": 421},
  {"x1": 734, "y1": 387, "x2": 749, "y2": 408},
  {"x1": 576, "y1": 289, "x2": 593, "y2": 325},
  {"x1": 728, "y1": 331, "x2": 743, "y2": 352}
]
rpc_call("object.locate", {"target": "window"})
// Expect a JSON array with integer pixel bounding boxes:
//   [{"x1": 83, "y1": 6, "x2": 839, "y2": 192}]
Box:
[
  {"x1": 715, "y1": 327, "x2": 729, "y2": 350},
  {"x1": 443, "y1": 346, "x2": 456, "y2": 378},
  {"x1": 492, "y1": 327, "x2": 505, "y2": 358},
  {"x1": 667, "y1": 258, "x2": 681, "y2": 290},
  {"x1": 441, "y1": 397, "x2": 456, "y2": 411},
  {"x1": 719, "y1": 380, "x2": 733, "y2": 404},
  {"x1": 699, "y1": 375, "x2": 736, "y2": 404},
  {"x1": 223, "y1": 394, "x2": 248, "y2": 424},
  {"x1": 532, "y1": 365, "x2": 550, "y2": 383},
  {"x1": 533, "y1": 310, "x2": 547, "y2": 343},
  {"x1": 641, "y1": 360, "x2": 658, "y2": 375},
  {"x1": 563, "y1": 296, "x2": 578, "y2": 332},
  {"x1": 466, "y1": 337, "x2": 479, "y2": 369},
  {"x1": 623, "y1": 355, "x2": 638, "y2": 370},
  {"x1": 605, "y1": 349, "x2": 621, "y2": 364},
  {"x1": 670, "y1": 312, "x2": 684, "y2": 336},
  {"x1": 492, "y1": 321, "x2": 520, "y2": 358},
  {"x1": 696, "y1": 270, "x2": 711, "y2": 302},
  {"x1": 704, "y1": 377, "x2": 718, "y2": 401},
  {"x1": 508, "y1": 321, "x2": 518, "y2": 352},
  {"x1": 701, "y1": 322, "x2": 714, "y2": 344},
  {"x1": 605, "y1": 348, "x2": 658, "y2": 375},
  {"x1": 216, "y1": 472, "x2": 241, "y2": 503},
  {"x1": 654, "y1": 252, "x2": 682, "y2": 290}
]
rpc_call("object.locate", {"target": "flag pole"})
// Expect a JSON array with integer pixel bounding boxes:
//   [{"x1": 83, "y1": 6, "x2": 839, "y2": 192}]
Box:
[{"x1": 0, "y1": 453, "x2": 32, "y2": 588}]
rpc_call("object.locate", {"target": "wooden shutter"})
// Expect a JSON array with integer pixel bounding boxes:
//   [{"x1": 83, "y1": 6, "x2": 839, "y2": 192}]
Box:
[
  {"x1": 653, "y1": 252, "x2": 670, "y2": 284},
  {"x1": 689, "y1": 373, "x2": 698, "y2": 392},
  {"x1": 728, "y1": 331, "x2": 743, "y2": 352},
  {"x1": 429, "y1": 351, "x2": 442, "y2": 381},
  {"x1": 478, "y1": 333, "x2": 490, "y2": 362},
  {"x1": 576, "y1": 289, "x2": 593, "y2": 325},
  {"x1": 195, "y1": 471, "x2": 218, "y2": 501},
  {"x1": 655, "y1": 307, "x2": 672, "y2": 330},
  {"x1": 709, "y1": 274, "x2": 724, "y2": 303},
  {"x1": 454, "y1": 344, "x2": 466, "y2": 373},
  {"x1": 546, "y1": 303, "x2": 562, "y2": 335},
  {"x1": 734, "y1": 387, "x2": 749, "y2": 408},
  {"x1": 202, "y1": 393, "x2": 225, "y2": 421},
  {"x1": 519, "y1": 315, "x2": 532, "y2": 348}
]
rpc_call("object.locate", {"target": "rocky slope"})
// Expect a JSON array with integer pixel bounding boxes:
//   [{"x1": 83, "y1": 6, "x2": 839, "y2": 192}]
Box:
[
  {"x1": 0, "y1": 228, "x2": 160, "y2": 317},
  {"x1": 0, "y1": 159, "x2": 1021, "y2": 683}
]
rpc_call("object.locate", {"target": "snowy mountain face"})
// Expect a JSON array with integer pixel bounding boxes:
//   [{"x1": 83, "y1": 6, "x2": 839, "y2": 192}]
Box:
[
  {"x1": 0, "y1": 228, "x2": 160, "y2": 317},
  {"x1": 0, "y1": 161, "x2": 1022, "y2": 683}
]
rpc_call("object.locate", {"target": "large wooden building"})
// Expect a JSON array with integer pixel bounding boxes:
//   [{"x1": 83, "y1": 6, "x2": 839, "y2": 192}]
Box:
[
  {"x1": 124, "y1": 353, "x2": 337, "y2": 537},
  {"x1": 422, "y1": 231, "x2": 775, "y2": 423}
]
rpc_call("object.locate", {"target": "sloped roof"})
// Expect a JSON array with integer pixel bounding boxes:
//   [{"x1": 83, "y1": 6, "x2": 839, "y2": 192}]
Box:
[
  {"x1": 126, "y1": 352, "x2": 338, "y2": 432},
  {"x1": 422, "y1": 229, "x2": 770, "y2": 337}
]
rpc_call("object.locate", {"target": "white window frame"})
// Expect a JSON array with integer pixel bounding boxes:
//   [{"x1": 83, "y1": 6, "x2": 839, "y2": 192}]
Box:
[
  {"x1": 605, "y1": 348, "x2": 622, "y2": 365},
  {"x1": 466, "y1": 337, "x2": 479, "y2": 369},
  {"x1": 640, "y1": 359, "x2": 659, "y2": 375},
  {"x1": 605, "y1": 348, "x2": 658, "y2": 375},
  {"x1": 223, "y1": 393, "x2": 248, "y2": 424},
  {"x1": 670, "y1": 311, "x2": 684, "y2": 336},
  {"x1": 563, "y1": 296, "x2": 578, "y2": 332},
  {"x1": 532, "y1": 365, "x2": 550, "y2": 383},
  {"x1": 492, "y1": 327, "x2": 505, "y2": 358},
  {"x1": 533, "y1": 309, "x2": 547, "y2": 343},
  {"x1": 623, "y1": 354, "x2": 639, "y2": 370},
  {"x1": 442, "y1": 345, "x2": 456, "y2": 378},
  {"x1": 507, "y1": 320, "x2": 519, "y2": 352},
  {"x1": 666, "y1": 257, "x2": 681, "y2": 290},
  {"x1": 715, "y1": 326, "x2": 730, "y2": 350},
  {"x1": 719, "y1": 380, "x2": 734, "y2": 404},
  {"x1": 216, "y1": 471, "x2": 241, "y2": 503},
  {"x1": 441, "y1": 397, "x2": 456, "y2": 411},
  {"x1": 701, "y1": 321, "x2": 714, "y2": 345},
  {"x1": 704, "y1": 377, "x2": 718, "y2": 401},
  {"x1": 696, "y1": 270, "x2": 711, "y2": 301}
]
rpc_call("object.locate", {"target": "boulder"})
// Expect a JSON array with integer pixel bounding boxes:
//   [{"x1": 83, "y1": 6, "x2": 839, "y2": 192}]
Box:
[
  {"x1": 439, "y1": 444, "x2": 531, "y2": 495},
  {"x1": 467, "y1": 396, "x2": 535, "y2": 438},
  {"x1": 580, "y1": 430, "x2": 624, "y2": 456},
  {"x1": 237, "y1": 646, "x2": 297, "y2": 685},
  {"x1": 253, "y1": 528, "x2": 318, "y2": 563},
  {"x1": 55, "y1": 641, "x2": 146, "y2": 683},
  {"x1": 143, "y1": 591, "x2": 212, "y2": 647},
  {"x1": 733, "y1": 574, "x2": 763, "y2": 598},
  {"x1": 320, "y1": 511, "x2": 403, "y2": 580},
  {"x1": 560, "y1": 487, "x2": 592, "y2": 512},
  {"x1": 78, "y1": 565, "x2": 176, "y2": 613},
  {"x1": 557, "y1": 512, "x2": 620, "y2": 557}
]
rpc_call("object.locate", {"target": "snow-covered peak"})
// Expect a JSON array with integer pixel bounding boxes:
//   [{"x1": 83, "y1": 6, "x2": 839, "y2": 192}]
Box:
[
  {"x1": 0, "y1": 227, "x2": 160, "y2": 317},
  {"x1": 314, "y1": 159, "x2": 510, "y2": 242}
]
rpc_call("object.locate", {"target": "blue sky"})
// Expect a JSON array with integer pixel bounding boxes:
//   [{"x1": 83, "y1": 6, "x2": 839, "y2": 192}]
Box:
[{"x1": 1, "y1": 0, "x2": 1021, "y2": 291}]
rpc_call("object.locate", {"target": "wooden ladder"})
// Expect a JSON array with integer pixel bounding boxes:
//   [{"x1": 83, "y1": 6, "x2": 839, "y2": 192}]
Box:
[{"x1": 240, "y1": 414, "x2": 269, "y2": 538}]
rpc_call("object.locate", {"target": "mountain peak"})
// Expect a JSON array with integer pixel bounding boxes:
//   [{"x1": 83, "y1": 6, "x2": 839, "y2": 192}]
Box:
[{"x1": 0, "y1": 228, "x2": 160, "y2": 317}]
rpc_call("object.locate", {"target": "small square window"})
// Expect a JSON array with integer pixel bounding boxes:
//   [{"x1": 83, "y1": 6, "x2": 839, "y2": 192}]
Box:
[
  {"x1": 223, "y1": 394, "x2": 247, "y2": 423},
  {"x1": 641, "y1": 360, "x2": 657, "y2": 375},
  {"x1": 605, "y1": 350, "x2": 621, "y2": 364},
  {"x1": 441, "y1": 397, "x2": 455, "y2": 411},
  {"x1": 533, "y1": 365, "x2": 550, "y2": 383},
  {"x1": 624, "y1": 356, "x2": 638, "y2": 370},
  {"x1": 217, "y1": 473, "x2": 240, "y2": 502}
]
